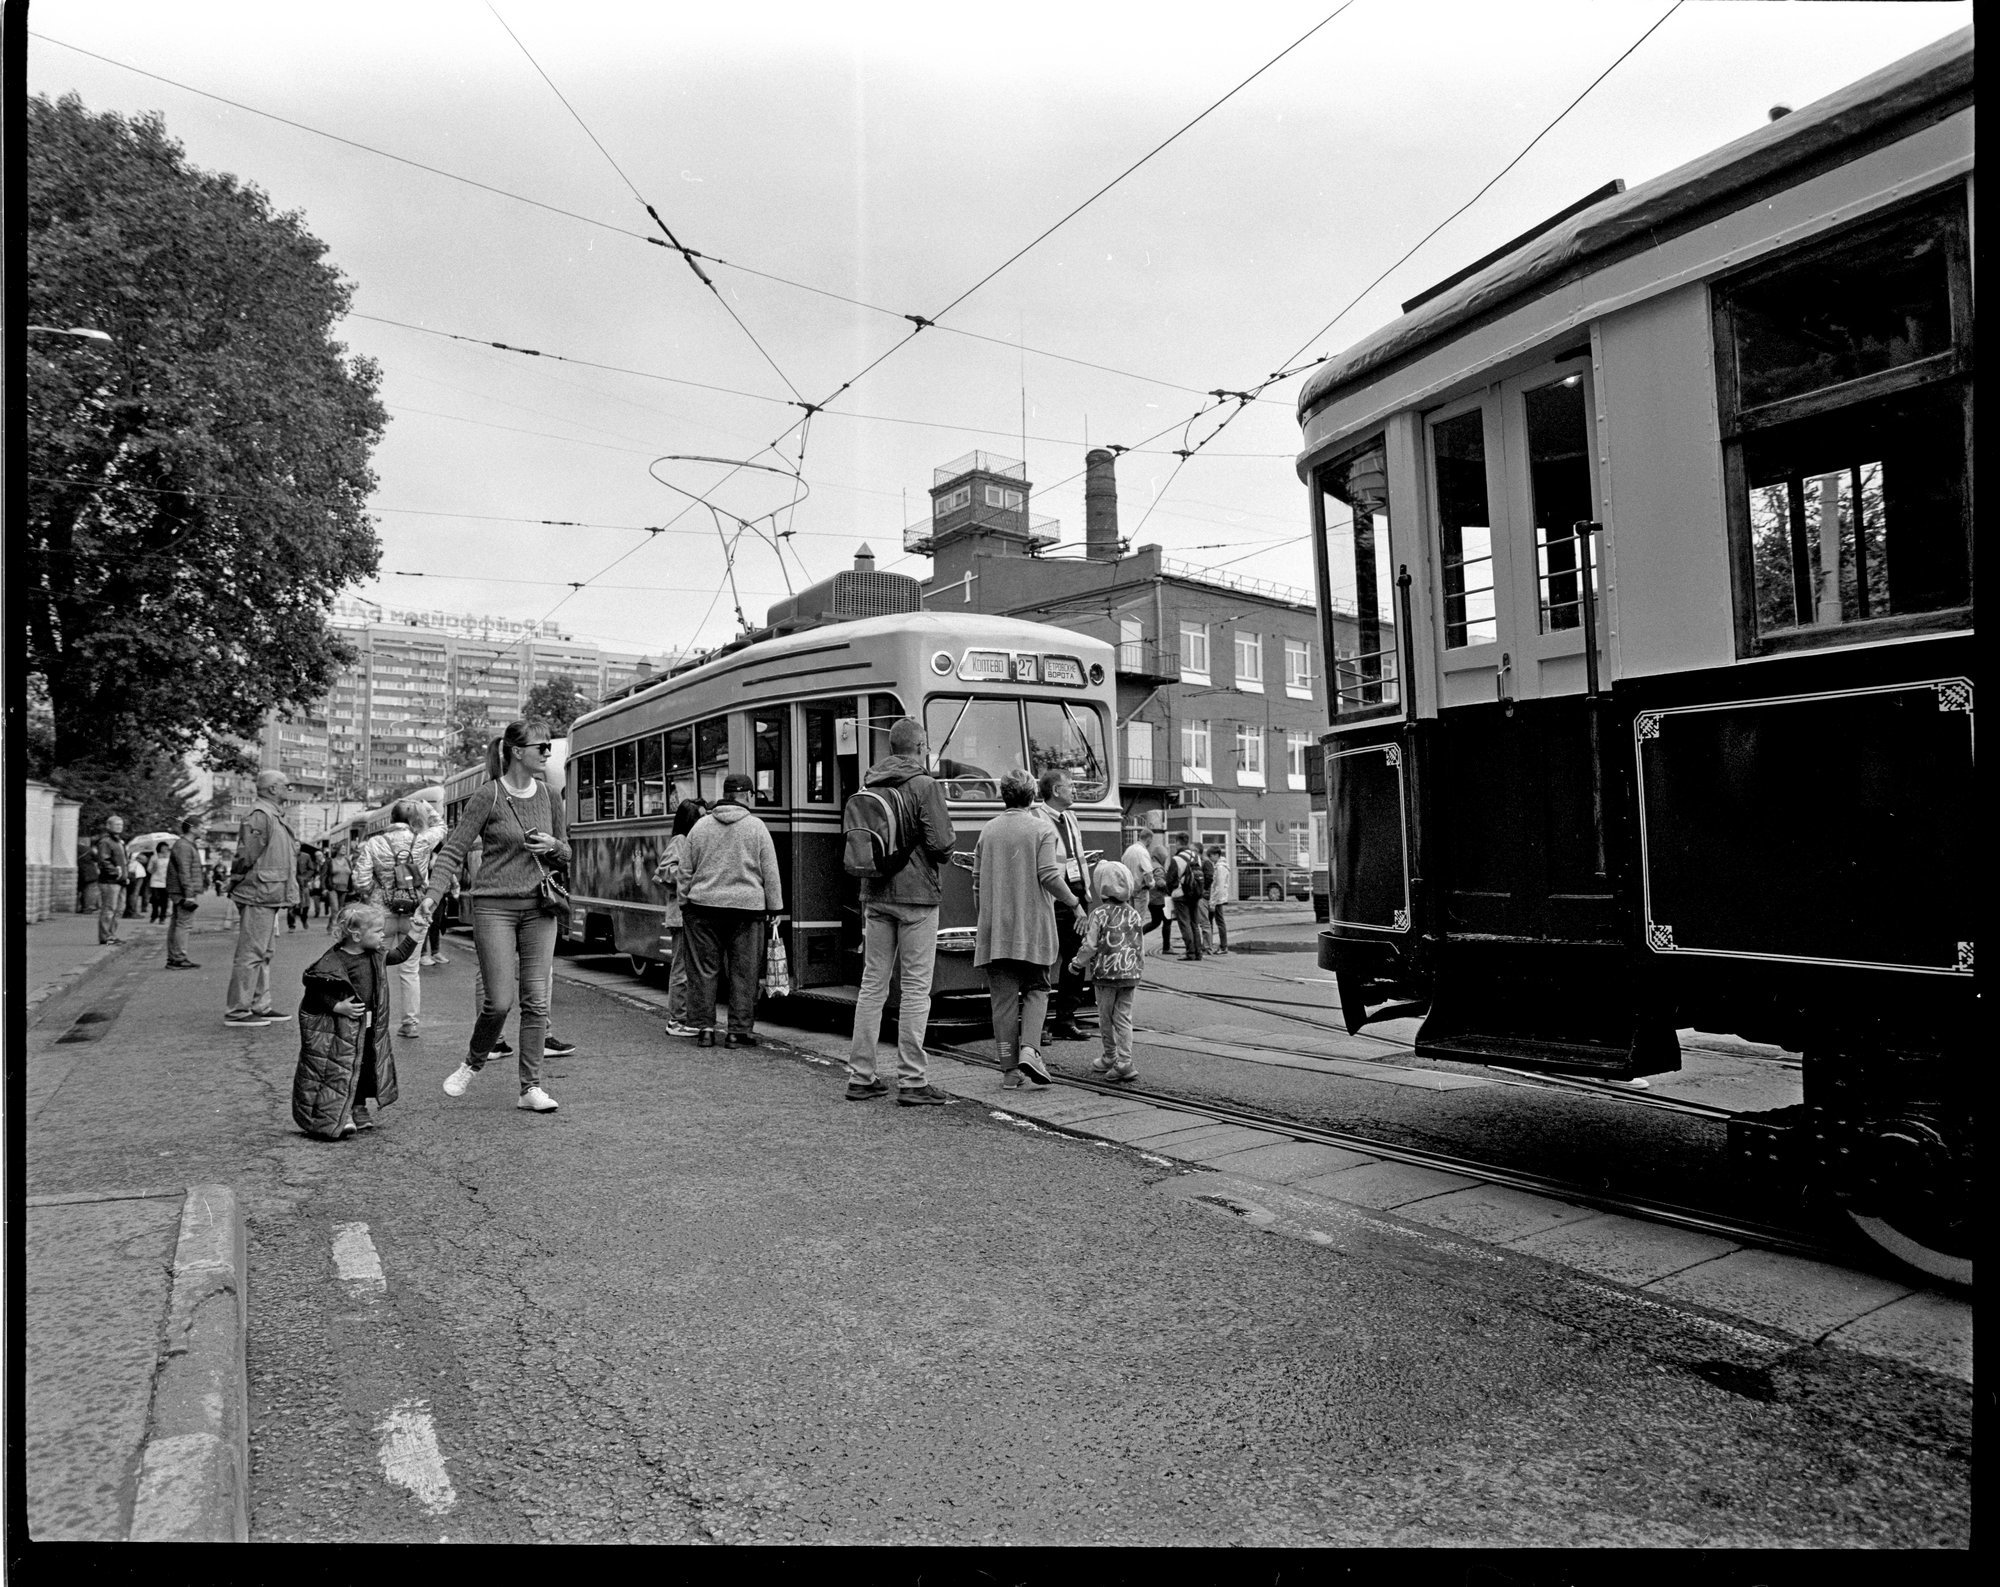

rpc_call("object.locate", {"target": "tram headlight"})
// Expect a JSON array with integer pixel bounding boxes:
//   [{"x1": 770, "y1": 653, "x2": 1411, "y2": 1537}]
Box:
[
  {"x1": 1088, "y1": 663, "x2": 1105, "y2": 686},
  {"x1": 930, "y1": 650, "x2": 954, "y2": 676}
]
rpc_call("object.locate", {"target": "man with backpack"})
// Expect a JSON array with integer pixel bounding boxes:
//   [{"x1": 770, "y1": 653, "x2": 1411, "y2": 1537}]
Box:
[
  {"x1": 361, "y1": 799, "x2": 444, "y2": 1038},
  {"x1": 1165, "y1": 838, "x2": 1207, "y2": 962},
  {"x1": 842, "y1": 717, "x2": 956, "y2": 1105}
]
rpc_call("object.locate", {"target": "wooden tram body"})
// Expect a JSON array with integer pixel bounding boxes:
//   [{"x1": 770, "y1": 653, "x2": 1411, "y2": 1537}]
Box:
[
  {"x1": 1295, "y1": 31, "x2": 1973, "y2": 1278},
  {"x1": 564, "y1": 612, "x2": 1121, "y2": 1009}
]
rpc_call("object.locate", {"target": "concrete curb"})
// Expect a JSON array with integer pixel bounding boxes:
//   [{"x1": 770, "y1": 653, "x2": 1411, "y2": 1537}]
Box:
[
  {"x1": 129, "y1": 1185, "x2": 250, "y2": 1542},
  {"x1": 24, "y1": 940, "x2": 130, "y2": 1018}
]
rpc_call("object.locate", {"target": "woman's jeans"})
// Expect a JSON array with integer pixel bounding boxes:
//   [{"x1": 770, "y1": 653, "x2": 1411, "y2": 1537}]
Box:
[
  {"x1": 984, "y1": 959, "x2": 1050, "y2": 1064},
  {"x1": 682, "y1": 904, "x2": 763, "y2": 1034},
  {"x1": 665, "y1": 928, "x2": 692, "y2": 1026},
  {"x1": 468, "y1": 898, "x2": 557, "y2": 1090}
]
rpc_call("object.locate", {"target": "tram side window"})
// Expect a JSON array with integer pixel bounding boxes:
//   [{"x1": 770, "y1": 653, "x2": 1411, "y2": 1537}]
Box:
[
  {"x1": 1431, "y1": 409, "x2": 1496, "y2": 649},
  {"x1": 802, "y1": 705, "x2": 838, "y2": 804},
  {"x1": 696, "y1": 717, "x2": 729, "y2": 802},
  {"x1": 869, "y1": 693, "x2": 904, "y2": 766},
  {"x1": 638, "y1": 734, "x2": 666, "y2": 818},
  {"x1": 665, "y1": 726, "x2": 693, "y2": 810},
  {"x1": 1717, "y1": 189, "x2": 1971, "y2": 652},
  {"x1": 1316, "y1": 435, "x2": 1401, "y2": 721},
  {"x1": 595, "y1": 749, "x2": 616, "y2": 822},
  {"x1": 613, "y1": 740, "x2": 638, "y2": 820},
  {"x1": 574, "y1": 753, "x2": 596, "y2": 824},
  {"x1": 752, "y1": 712, "x2": 787, "y2": 807}
]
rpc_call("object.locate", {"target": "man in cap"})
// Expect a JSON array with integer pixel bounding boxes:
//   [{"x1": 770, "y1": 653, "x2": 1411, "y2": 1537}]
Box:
[
  {"x1": 224, "y1": 769, "x2": 301, "y2": 1025},
  {"x1": 679, "y1": 770, "x2": 784, "y2": 1048}
]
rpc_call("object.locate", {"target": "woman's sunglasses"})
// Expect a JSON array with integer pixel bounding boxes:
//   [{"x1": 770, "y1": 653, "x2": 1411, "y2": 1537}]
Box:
[{"x1": 526, "y1": 740, "x2": 553, "y2": 754}]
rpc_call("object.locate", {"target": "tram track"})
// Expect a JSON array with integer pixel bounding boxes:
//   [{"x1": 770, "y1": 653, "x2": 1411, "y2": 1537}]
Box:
[{"x1": 929, "y1": 1039, "x2": 1844, "y2": 1265}]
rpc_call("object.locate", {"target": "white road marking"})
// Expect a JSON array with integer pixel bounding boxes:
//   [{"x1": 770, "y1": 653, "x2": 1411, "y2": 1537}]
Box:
[
  {"x1": 376, "y1": 1399, "x2": 457, "y2": 1515},
  {"x1": 331, "y1": 1222, "x2": 386, "y2": 1294}
]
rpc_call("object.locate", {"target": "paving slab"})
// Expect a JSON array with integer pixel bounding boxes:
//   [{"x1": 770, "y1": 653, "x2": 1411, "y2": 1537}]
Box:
[
  {"x1": 1823, "y1": 1289, "x2": 1973, "y2": 1381},
  {"x1": 996, "y1": 1092, "x2": 1153, "y2": 1125},
  {"x1": 1401, "y1": 1184, "x2": 1603, "y2": 1246},
  {"x1": 1292, "y1": 1159, "x2": 1481, "y2": 1210},
  {"x1": 26, "y1": 1191, "x2": 185, "y2": 1540},
  {"x1": 1506, "y1": 1212, "x2": 1744, "y2": 1289},
  {"x1": 1122, "y1": 1121, "x2": 1274, "y2": 1156},
  {"x1": 1065, "y1": 1107, "x2": 1211, "y2": 1144},
  {"x1": 1135, "y1": 1030, "x2": 1492, "y2": 1089},
  {"x1": 1171, "y1": 1125, "x2": 1292, "y2": 1162},
  {"x1": 1644, "y1": 1248, "x2": 1913, "y2": 1342},
  {"x1": 1199, "y1": 1140, "x2": 1380, "y2": 1184}
]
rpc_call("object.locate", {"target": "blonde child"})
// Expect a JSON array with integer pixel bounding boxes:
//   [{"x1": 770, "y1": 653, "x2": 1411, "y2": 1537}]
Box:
[
  {"x1": 293, "y1": 901, "x2": 422, "y2": 1139},
  {"x1": 1068, "y1": 860, "x2": 1148, "y2": 1082}
]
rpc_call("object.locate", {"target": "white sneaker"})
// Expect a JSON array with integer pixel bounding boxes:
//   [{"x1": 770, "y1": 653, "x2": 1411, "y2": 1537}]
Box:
[
  {"x1": 1018, "y1": 1046, "x2": 1052, "y2": 1084},
  {"x1": 663, "y1": 1021, "x2": 699, "y2": 1037},
  {"x1": 442, "y1": 1062, "x2": 477, "y2": 1097},
  {"x1": 517, "y1": 1085, "x2": 559, "y2": 1113}
]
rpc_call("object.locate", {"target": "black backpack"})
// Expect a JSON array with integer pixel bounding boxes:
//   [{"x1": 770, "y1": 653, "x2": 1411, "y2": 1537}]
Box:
[
  {"x1": 1172, "y1": 851, "x2": 1206, "y2": 902},
  {"x1": 841, "y1": 785, "x2": 915, "y2": 880},
  {"x1": 382, "y1": 834, "x2": 425, "y2": 913}
]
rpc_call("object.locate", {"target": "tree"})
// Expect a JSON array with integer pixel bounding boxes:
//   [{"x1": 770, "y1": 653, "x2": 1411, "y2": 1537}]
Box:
[
  {"x1": 59, "y1": 746, "x2": 205, "y2": 838},
  {"x1": 446, "y1": 697, "x2": 494, "y2": 771},
  {"x1": 523, "y1": 677, "x2": 594, "y2": 736},
  {"x1": 24, "y1": 94, "x2": 387, "y2": 773}
]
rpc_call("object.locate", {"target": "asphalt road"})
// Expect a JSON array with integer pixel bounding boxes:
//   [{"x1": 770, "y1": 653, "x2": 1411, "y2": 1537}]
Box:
[{"x1": 23, "y1": 920, "x2": 1971, "y2": 1545}]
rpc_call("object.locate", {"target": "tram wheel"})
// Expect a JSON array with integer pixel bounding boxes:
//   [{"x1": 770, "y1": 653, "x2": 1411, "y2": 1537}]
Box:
[
  {"x1": 1846, "y1": 1211, "x2": 1971, "y2": 1289},
  {"x1": 1838, "y1": 1115, "x2": 1972, "y2": 1288}
]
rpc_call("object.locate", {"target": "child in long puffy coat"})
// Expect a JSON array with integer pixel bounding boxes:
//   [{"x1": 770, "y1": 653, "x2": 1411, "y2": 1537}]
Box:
[
  {"x1": 1069, "y1": 860, "x2": 1149, "y2": 1082},
  {"x1": 294, "y1": 901, "x2": 423, "y2": 1139}
]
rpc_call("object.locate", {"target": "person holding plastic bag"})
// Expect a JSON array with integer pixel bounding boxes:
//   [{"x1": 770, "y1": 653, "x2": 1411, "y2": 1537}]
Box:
[{"x1": 678, "y1": 772, "x2": 784, "y2": 1049}]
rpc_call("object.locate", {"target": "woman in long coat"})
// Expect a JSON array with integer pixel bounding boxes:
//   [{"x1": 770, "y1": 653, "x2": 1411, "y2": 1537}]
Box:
[{"x1": 973, "y1": 767, "x2": 1080, "y2": 1088}]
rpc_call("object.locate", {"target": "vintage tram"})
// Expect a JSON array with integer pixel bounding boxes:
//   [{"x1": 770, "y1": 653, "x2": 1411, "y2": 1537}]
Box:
[
  {"x1": 1296, "y1": 29, "x2": 1973, "y2": 1281},
  {"x1": 564, "y1": 591, "x2": 1120, "y2": 1010}
]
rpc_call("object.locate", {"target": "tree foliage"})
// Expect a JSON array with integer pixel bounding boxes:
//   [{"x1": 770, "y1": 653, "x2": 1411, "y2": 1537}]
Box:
[
  {"x1": 523, "y1": 676, "x2": 594, "y2": 736},
  {"x1": 446, "y1": 697, "x2": 494, "y2": 771},
  {"x1": 24, "y1": 94, "x2": 387, "y2": 772}
]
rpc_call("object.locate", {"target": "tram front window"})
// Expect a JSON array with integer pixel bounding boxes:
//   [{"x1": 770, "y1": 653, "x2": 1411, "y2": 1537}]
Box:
[
  {"x1": 1025, "y1": 700, "x2": 1108, "y2": 802},
  {"x1": 926, "y1": 697, "x2": 1022, "y2": 800}
]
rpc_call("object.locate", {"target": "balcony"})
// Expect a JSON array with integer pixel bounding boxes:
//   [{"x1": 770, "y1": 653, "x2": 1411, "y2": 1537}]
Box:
[
  {"x1": 1115, "y1": 639, "x2": 1180, "y2": 685},
  {"x1": 904, "y1": 508, "x2": 1060, "y2": 557}
]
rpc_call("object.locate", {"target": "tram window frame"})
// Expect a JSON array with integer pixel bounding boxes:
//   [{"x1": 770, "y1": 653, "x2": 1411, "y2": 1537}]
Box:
[
  {"x1": 1311, "y1": 432, "x2": 1405, "y2": 727},
  {"x1": 801, "y1": 703, "x2": 840, "y2": 805},
  {"x1": 613, "y1": 740, "x2": 638, "y2": 820},
  {"x1": 574, "y1": 752, "x2": 596, "y2": 824},
  {"x1": 665, "y1": 725, "x2": 694, "y2": 801},
  {"x1": 695, "y1": 716, "x2": 729, "y2": 802},
  {"x1": 638, "y1": 733, "x2": 666, "y2": 818},
  {"x1": 1713, "y1": 186, "x2": 1973, "y2": 657},
  {"x1": 595, "y1": 748, "x2": 616, "y2": 821},
  {"x1": 751, "y1": 711, "x2": 788, "y2": 807}
]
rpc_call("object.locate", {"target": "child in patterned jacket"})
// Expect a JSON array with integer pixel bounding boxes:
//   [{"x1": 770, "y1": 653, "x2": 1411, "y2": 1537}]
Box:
[{"x1": 1069, "y1": 860, "x2": 1149, "y2": 1081}]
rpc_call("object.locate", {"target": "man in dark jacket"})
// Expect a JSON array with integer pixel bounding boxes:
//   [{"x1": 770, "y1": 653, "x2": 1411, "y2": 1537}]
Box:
[
  {"x1": 88, "y1": 814, "x2": 128, "y2": 945},
  {"x1": 845, "y1": 718, "x2": 957, "y2": 1105},
  {"x1": 1032, "y1": 769, "x2": 1094, "y2": 1041},
  {"x1": 164, "y1": 818, "x2": 205, "y2": 969}
]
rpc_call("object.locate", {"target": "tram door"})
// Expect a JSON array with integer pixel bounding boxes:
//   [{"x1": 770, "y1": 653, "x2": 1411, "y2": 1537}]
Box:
[{"x1": 1427, "y1": 353, "x2": 1617, "y2": 944}]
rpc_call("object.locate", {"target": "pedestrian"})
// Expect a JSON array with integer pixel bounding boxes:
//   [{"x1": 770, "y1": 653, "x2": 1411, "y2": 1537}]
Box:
[
  {"x1": 412, "y1": 719, "x2": 569, "y2": 1113},
  {"x1": 325, "y1": 845, "x2": 352, "y2": 929},
  {"x1": 1205, "y1": 845, "x2": 1232, "y2": 955},
  {"x1": 289, "y1": 842, "x2": 319, "y2": 931},
  {"x1": 842, "y1": 717, "x2": 957, "y2": 1106},
  {"x1": 1148, "y1": 827, "x2": 1174, "y2": 954},
  {"x1": 652, "y1": 798, "x2": 708, "y2": 1038},
  {"x1": 1164, "y1": 837, "x2": 1206, "y2": 962},
  {"x1": 1031, "y1": 769, "x2": 1094, "y2": 1044},
  {"x1": 679, "y1": 771, "x2": 785, "y2": 1049},
  {"x1": 87, "y1": 814, "x2": 129, "y2": 945},
  {"x1": 360, "y1": 800, "x2": 444, "y2": 1040},
  {"x1": 225, "y1": 769, "x2": 301, "y2": 1025},
  {"x1": 123, "y1": 849, "x2": 147, "y2": 918},
  {"x1": 292, "y1": 901, "x2": 422, "y2": 1140},
  {"x1": 1119, "y1": 825, "x2": 1157, "y2": 895},
  {"x1": 973, "y1": 767, "x2": 1079, "y2": 1089},
  {"x1": 211, "y1": 861, "x2": 227, "y2": 898},
  {"x1": 1069, "y1": 860, "x2": 1147, "y2": 1082},
  {"x1": 147, "y1": 841, "x2": 173, "y2": 923},
  {"x1": 163, "y1": 818, "x2": 204, "y2": 969}
]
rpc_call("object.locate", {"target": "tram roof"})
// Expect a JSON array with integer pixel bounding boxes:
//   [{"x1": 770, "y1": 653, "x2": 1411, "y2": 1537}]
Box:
[
  {"x1": 1296, "y1": 25, "x2": 1973, "y2": 427},
  {"x1": 571, "y1": 610, "x2": 1115, "y2": 734}
]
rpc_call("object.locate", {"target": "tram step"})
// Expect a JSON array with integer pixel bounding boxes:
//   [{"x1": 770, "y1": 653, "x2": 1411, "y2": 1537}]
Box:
[{"x1": 1413, "y1": 1027, "x2": 1681, "y2": 1081}]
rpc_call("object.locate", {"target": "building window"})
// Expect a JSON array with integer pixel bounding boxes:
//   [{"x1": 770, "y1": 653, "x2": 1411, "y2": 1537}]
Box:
[
  {"x1": 1179, "y1": 622, "x2": 1209, "y2": 682},
  {"x1": 1240, "y1": 819, "x2": 1267, "y2": 860},
  {"x1": 1716, "y1": 186, "x2": 1971, "y2": 654},
  {"x1": 1180, "y1": 718, "x2": 1211, "y2": 784},
  {"x1": 1234, "y1": 631, "x2": 1263, "y2": 692},
  {"x1": 1124, "y1": 720, "x2": 1155, "y2": 785},
  {"x1": 935, "y1": 485, "x2": 970, "y2": 517},
  {"x1": 1286, "y1": 731, "x2": 1309, "y2": 790},
  {"x1": 1315, "y1": 434, "x2": 1402, "y2": 722},
  {"x1": 1277, "y1": 820, "x2": 1313, "y2": 866},
  {"x1": 1233, "y1": 724, "x2": 1265, "y2": 786},
  {"x1": 1284, "y1": 638, "x2": 1312, "y2": 698},
  {"x1": 983, "y1": 485, "x2": 1024, "y2": 510}
]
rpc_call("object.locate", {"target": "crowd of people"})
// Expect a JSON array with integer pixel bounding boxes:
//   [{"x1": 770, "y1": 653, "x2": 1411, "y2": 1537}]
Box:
[{"x1": 77, "y1": 711, "x2": 1258, "y2": 1141}]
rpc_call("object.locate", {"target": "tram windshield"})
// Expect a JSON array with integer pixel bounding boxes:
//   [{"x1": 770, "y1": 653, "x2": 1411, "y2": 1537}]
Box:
[{"x1": 925, "y1": 696, "x2": 1108, "y2": 802}]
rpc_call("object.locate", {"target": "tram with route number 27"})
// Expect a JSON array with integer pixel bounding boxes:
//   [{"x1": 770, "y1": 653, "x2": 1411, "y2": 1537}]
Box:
[
  {"x1": 564, "y1": 590, "x2": 1121, "y2": 1015},
  {"x1": 1296, "y1": 28, "x2": 1973, "y2": 1283}
]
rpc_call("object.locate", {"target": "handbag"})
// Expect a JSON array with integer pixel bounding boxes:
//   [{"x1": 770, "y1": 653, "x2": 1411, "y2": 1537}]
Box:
[
  {"x1": 760, "y1": 922, "x2": 792, "y2": 1000},
  {"x1": 502, "y1": 783, "x2": 572, "y2": 923},
  {"x1": 177, "y1": 897, "x2": 200, "y2": 914}
]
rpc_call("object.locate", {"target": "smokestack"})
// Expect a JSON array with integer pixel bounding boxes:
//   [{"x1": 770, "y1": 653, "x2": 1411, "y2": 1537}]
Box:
[
  {"x1": 854, "y1": 543, "x2": 875, "y2": 574},
  {"x1": 1084, "y1": 448, "x2": 1120, "y2": 562}
]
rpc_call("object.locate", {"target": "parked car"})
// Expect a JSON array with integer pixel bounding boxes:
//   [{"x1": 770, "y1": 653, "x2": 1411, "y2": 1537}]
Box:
[{"x1": 1236, "y1": 862, "x2": 1312, "y2": 902}]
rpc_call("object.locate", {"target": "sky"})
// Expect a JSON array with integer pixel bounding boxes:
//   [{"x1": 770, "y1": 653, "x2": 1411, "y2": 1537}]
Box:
[{"x1": 27, "y1": 0, "x2": 1972, "y2": 664}]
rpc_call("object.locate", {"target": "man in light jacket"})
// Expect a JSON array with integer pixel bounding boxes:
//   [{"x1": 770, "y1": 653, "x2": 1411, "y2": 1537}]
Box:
[
  {"x1": 845, "y1": 718, "x2": 957, "y2": 1106},
  {"x1": 680, "y1": 771, "x2": 785, "y2": 1048},
  {"x1": 225, "y1": 769, "x2": 300, "y2": 1025}
]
